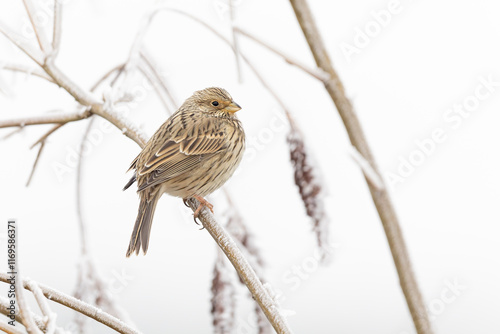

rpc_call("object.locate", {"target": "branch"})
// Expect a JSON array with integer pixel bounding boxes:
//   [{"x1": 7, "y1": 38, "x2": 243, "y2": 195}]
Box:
[
  {"x1": 25, "y1": 141, "x2": 45, "y2": 187},
  {"x1": 139, "y1": 50, "x2": 178, "y2": 109},
  {"x1": 0, "y1": 110, "x2": 90, "y2": 129},
  {"x1": 25, "y1": 280, "x2": 57, "y2": 334},
  {"x1": 22, "y1": 0, "x2": 52, "y2": 53},
  {"x1": 288, "y1": 1, "x2": 433, "y2": 333},
  {"x1": 0, "y1": 297, "x2": 67, "y2": 334},
  {"x1": 229, "y1": 0, "x2": 242, "y2": 83},
  {"x1": 0, "y1": 320, "x2": 26, "y2": 334},
  {"x1": 186, "y1": 198, "x2": 292, "y2": 334},
  {"x1": 15, "y1": 274, "x2": 42, "y2": 334},
  {"x1": 234, "y1": 27, "x2": 329, "y2": 82},
  {"x1": 1, "y1": 63, "x2": 55, "y2": 83},
  {"x1": 30, "y1": 124, "x2": 64, "y2": 149},
  {"x1": 0, "y1": 21, "x2": 44, "y2": 65},
  {"x1": 0, "y1": 273, "x2": 142, "y2": 334},
  {"x1": 137, "y1": 62, "x2": 172, "y2": 114},
  {"x1": 52, "y1": 0, "x2": 63, "y2": 56},
  {"x1": 1, "y1": 127, "x2": 23, "y2": 140}
]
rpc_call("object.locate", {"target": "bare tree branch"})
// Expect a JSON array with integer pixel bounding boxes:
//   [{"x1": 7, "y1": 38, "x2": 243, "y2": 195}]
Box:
[
  {"x1": 0, "y1": 320, "x2": 26, "y2": 334},
  {"x1": 0, "y1": 297, "x2": 68, "y2": 334},
  {"x1": 52, "y1": 0, "x2": 63, "y2": 56},
  {"x1": 137, "y1": 63, "x2": 172, "y2": 114},
  {"x1": 1, "y1": 63, "x2": 55, "y2": 83},
  {"x1": 15, "y1": 274, "x2": 42, "y2": 334},
  {"x1": 25, "y1": 141, "x2": 45, "y2": 187},
  {"x1": 0, "y1": 273, "x2": 142, "y2": 334},
  {"x1": 186, "y1": 198, "x2": 293, "y2": 334},
  {"x1": 30, "y1": 124, "x2": 64, "y2": 149},
  {"x1": 139, "y1": 51, "x2": 178, "y2": 109},
  {"x1": 288, "y1": 1, "x2": 433, "y2": 333},
  {"x1": 25, "y1": 280, "x2": 57, "y2": 334},
  {"x1": 72, "y1": 67, "x2": 135, "y2": 333},
  {"x1": 22, "y1": 0, "x2": 52, "y2": 53},
  {"x1": 234, "y1": 27, "x2": 329, "y2": 82},
  {"x1": 0, "y1": 21, "x2": 44, "y2": 65},
  {"x1": 229, "y1": 0, "x2": 242, "y2": 83},
  {"x1": 0, "y1": 110, "x2": 90, "y2": 129},
  {"x1": 1, "y1": 127, "x2": 23, "y2": 140}
]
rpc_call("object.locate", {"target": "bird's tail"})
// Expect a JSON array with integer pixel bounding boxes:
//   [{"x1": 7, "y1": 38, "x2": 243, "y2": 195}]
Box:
[{"x1": 126, "y1": 191, "x2": 160, "y2": 257}]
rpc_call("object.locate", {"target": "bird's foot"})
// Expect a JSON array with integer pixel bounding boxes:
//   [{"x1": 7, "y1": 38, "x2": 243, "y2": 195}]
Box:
[{"x1": 192, "y1": 195, "x2": 214, "y2": 223}]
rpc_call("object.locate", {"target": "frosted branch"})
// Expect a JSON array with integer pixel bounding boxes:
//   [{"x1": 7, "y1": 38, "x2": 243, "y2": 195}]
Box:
[
  {"x1": 186, "y1": 198, "x2": 293, "y2": 334},
  {"x1": 0, "y1": 273, "x2": 142, "y2": 334},
  {"x1": 51, "y1": 0, "x2": 63, "y2": 57}
]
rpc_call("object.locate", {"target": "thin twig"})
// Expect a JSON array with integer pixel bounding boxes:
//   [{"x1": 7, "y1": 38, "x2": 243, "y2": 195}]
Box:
[
  {"x1": 0, "y1": 273, "x2": 143, "y2": 334},
  {"x1": 76, "y1": 118, "x2": 95, "y2": 256},
  {"x1": 91, "y1": 64, "x2": 125, "y2": 92},
  {"x1": 1, "y1": 63, "x2": 55, "y2": 83},
  {"x1": 137, "y1": 63, "x2": 172, "y2": 114},
  {"x1": 0, "y1": 21, "x2": 44, "y2": 65},
  {"x1": 229, "y1": 0, "x2": 242, "y2": 83},
  {"x1": 139, "y1": 51, "x2": 178, "y2": 108},
  {"x1": 288, "y1": 1, "x2": 433, "y2": 333},
  {"x1": 72, "y1": 67, "x2": 134, "y2": 332},
  {"x1": 234, "y1": 27, "x2": 329, "y2": 82},
  {"x1": 1, "y1": 127, "x2": 23, "y2": 140},
  {"x1": 25, "y1": 141, "x2": 45, "y2": 187},
  {"x1": 0, "y1": 110, "x2": 90, "y2": 129},
  {"x1": 52, "y1": 0, "x2": 63, "y2": 57},
  {"x1": 30, "y1": 124, "x2": 64, "y2": 149},
  {"x1": 22, "y1": 0, "x2": 52, "y2": 53}
]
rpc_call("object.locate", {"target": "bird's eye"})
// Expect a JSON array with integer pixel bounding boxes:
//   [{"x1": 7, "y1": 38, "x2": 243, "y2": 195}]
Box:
[{"x1": 211, "y1": 101, "x2": 219, "y2": 107}]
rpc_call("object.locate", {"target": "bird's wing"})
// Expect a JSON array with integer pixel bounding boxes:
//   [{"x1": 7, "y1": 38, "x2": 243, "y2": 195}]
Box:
[{"x1": 136, "y1": 117, "x2": 230, "y2": 192}]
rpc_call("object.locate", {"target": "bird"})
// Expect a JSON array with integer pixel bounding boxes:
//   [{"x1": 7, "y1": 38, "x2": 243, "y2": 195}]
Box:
[{"x1": 124, "y1": 87, "x2": 245, "y2": 257}]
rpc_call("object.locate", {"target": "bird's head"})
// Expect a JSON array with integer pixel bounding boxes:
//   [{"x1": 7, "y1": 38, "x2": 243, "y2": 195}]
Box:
[{"x1": 189, "y1": 87, "x2": 242, "y2": 117}]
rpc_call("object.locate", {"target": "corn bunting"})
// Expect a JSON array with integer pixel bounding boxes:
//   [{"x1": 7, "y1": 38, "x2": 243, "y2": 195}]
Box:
[{"x1": 124, "y1": 87, "x2": 245, "y2": 256}]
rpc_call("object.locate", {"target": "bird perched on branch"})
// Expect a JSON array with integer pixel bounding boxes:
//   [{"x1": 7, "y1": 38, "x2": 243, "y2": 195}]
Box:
[{"x1": 124, "y1": 87, "x2": 245, "y2": 257}]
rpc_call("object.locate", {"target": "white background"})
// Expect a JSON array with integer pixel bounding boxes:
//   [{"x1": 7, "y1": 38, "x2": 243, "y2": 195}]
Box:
[{"x1": 1, "y1": 0, "x2": 499, "y2": 333}]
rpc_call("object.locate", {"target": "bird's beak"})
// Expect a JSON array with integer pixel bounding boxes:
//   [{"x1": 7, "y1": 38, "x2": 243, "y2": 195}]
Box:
[{"x1": 224, "y1": 101, "x2": 242, "y2": 113}]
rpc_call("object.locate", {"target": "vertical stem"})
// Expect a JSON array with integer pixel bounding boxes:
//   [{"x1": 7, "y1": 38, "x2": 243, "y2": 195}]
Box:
[{"x1": 288, "y1": 1, "x2": 433, "y2": 333}]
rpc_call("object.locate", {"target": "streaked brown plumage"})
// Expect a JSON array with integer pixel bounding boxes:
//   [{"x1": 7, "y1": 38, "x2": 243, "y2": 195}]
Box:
[{"x1": 124, "y1": 87, "x2": 245, "y2": 257}]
